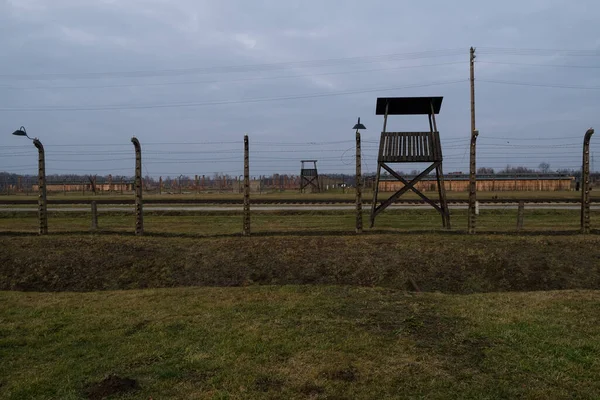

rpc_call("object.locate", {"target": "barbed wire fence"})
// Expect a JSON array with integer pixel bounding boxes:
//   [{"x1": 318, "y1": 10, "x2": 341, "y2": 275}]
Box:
[
  {"x1": 0, "y1": 134, "x2": 595, "y2": 235},
  {"x1": 1, "y1": 46, "x2": 599, "y2": 234}
]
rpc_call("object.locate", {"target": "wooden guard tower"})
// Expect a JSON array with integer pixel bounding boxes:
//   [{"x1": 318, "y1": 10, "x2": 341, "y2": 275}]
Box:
[
  {"x1": 370, "y1": 96, "x2": 450, "y2": 228},
  {"x1": 300, "y1": 160, "x2": 320, "y2": 193}
]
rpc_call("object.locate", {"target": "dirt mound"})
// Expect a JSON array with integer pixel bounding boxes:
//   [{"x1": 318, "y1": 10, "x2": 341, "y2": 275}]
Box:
[
  {"x1": 83, "y1": 374, "x2": 138, "y2": 399},
  {"x1": 1, "y1": 234, "x2": 600, "y2": 293}
]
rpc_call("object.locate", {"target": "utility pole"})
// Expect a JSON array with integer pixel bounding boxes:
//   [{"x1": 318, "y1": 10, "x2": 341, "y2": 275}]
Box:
[{"x1": 468, "y1": 46, "x2": 479, "y2": 234}]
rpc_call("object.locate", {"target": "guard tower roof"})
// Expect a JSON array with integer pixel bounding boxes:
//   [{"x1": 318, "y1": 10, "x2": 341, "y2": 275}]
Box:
[{"x1": 376, "y1": 96, "x2": 443, "y2": 115}]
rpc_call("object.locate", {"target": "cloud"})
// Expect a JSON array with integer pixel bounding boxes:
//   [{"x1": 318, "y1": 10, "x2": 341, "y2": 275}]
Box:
[
  {"x1": 0, "y1": 0, "x2": 599, "y2": 176},
  {"x1": 233, "y1": 33, "x2": 258, "y2": 50},
  {"x1": 57, "y1": 26, "x2": 98, "y2": 45},
  {"x1": 282, "y1": 28, "x2": 327, "y2": 39}
]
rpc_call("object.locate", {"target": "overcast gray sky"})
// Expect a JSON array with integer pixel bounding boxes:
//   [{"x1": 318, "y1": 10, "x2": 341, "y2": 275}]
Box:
[{"x1": 1, "y1": 0, "x2": 599, "y2": 178}]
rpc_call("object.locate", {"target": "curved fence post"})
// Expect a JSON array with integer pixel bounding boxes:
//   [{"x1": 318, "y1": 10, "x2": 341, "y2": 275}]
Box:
[
  {"x1": 131, "y1": 137, "x2": 144, "y2": 236},
  {"x1": 33, "y1": 139, "x2": 48, "y2": 235},
  {"x1": 581, "y1": 128, "x2": 594, "y2": 233}
]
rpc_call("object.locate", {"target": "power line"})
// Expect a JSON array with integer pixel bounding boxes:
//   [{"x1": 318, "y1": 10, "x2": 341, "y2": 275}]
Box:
[
  {"x1": 475, "y1": 144, "x2": 581, "y2": 148},
  {"x1": 477, "y1": 61, "x2": 600, "y2": 69},
  {"x1": 0, "y1": 79, "x2": 468, "y2": 112},
  {"x1": 0, "y1": 138, "x2": 582, "y2": 153},
  {"x1": 48, "y1": 141, "x2": 241, "y2": 147},
  {"x1": 0, "y1": 61, "x2": 465, "y2": 91},
  {"x1": 477, "y1": 47, "x2": 600, "y2": 57},
  {"x1": 0, "y1": 49, "x2": 464, "y2": 81},
  {"x1": 4, "y1": 47, "x2": 596, "y2": 82},
  {"x1": 0, "y1": 140, "x2": 358, "y2": 149},
  {"x1": 479, "y1": 135, "x2": 585, "y2": 140},
  {"x1": 253, "y1": 140, "x2": 355, "y2": 146},
  {"x1": 479, "y1": 79, "x2": 600, "y2": 90}
]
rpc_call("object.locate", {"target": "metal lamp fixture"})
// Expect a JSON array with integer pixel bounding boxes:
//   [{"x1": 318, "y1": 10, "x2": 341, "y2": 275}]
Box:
[
  {"x1": 353, "y1": 117, "x2": 366, "y2": 131},
  {"x1": 11, "y1": 126, "x2": 48, "y2": 234},
  {"x1": 12, "y1": 126, "x2": 34, "y2": 140}
]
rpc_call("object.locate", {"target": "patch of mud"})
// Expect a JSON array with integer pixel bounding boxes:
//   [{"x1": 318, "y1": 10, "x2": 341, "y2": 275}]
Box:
[{"x1": 83, "y1": 374, "x2": 139, "y2": 399}]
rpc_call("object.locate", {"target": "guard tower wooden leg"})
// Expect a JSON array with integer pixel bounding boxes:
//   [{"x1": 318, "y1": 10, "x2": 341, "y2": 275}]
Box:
[
  {"x1": 435, "y1": 163, "x2": 451, "y2": 229},
  {"x1": 370, "y1": 162, "x2": 382, "y2": 227},
  {"x1": 370, "y1": 105, "x2": 388, "y2": 228},
  {"x1": 430, "y1": 99, "x2": 450, "y2": 229}
]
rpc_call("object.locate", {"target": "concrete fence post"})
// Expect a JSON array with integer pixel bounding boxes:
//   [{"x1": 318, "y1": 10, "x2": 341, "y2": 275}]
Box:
[
  {"x1": 517, "y1": 201, "x2": 524, "y2": 232},
  {"x1": 91, "y1": 201, "x2": 98, "y2": 231},
  {"x1": 33, "y1": 139, "x2": 48, "y2": 235},
  {"x1": 243, "y1": 135, "x2": 251, "y2": 236},
  {"x1": 581, "y1": 128, "x2": 595, "y2": 234},
  {"x1": 355, "y1": 130, "x2": 363, "y2": 233},
  {"x1": 131, "y1": 137, "x2": 144, "y2": 236}
]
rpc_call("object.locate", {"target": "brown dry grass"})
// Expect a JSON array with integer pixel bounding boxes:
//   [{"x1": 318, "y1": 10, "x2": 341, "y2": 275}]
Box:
[{"x1": 1, "y1": 233, "x2": 599, "y2": 293}]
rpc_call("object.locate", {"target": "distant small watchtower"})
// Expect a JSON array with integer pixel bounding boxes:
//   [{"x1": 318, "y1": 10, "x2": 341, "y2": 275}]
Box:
[
  {"x1": 370, "y1": 96, "x2": 450, "y2": 228},
  {"x1": 300, "y1": 160, "x2": 320, "y2": 193}
]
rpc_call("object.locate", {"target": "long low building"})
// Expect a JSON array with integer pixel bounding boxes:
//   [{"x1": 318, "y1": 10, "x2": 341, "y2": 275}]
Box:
[
  {"x1": 23, "y1": 174, "x2": 576, "y2": 193},
  {"x1": 378, "y1": 174, "x2": 575, "y2": 192},
  {"x1": 31, "y1": 183, "x2": 134, "y2": 193}
]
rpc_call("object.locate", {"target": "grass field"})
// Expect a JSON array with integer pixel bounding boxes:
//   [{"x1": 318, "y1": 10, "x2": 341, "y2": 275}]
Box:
[
  {"x1": 2, "y1": 204, "x2": 600, "y2": 398},
  {"x1": 1, "y1": 286, "x2": 599, "y2": 399},
  {"x1": 0, "y1": 208, "x2": 596, "y2": 235}
]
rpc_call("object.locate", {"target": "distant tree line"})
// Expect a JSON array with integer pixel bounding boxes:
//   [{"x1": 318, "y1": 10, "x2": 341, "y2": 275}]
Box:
[
  {"x1": 1, "y1": 165, "x2": 596, "y2": 193},
  {"x1": 476, "y1": 162, "x2": 582, "y2": 178}
]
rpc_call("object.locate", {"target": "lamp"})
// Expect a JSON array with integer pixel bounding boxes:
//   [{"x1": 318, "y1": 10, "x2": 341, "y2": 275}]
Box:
[
  {"x1": 12, "y1": 126, "x2": 34, "y2": 140},
  {"x1": 353, "y1": 117, "x2": 366, "y2": 131},
  {"x1": 11, "y1": 126, "x2": 47, "y2": 234}
]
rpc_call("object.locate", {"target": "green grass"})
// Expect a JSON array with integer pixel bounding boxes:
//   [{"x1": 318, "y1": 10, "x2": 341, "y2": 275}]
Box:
[
  {"x1": 1, "y1": 202, "x2": 599, "y2": 398},
  {"x1": 1, "y1": 286, "x2": 599, "y2": 399},
  {"x1": 0, "y1": 209, "x2": 595, "y2": 235}
]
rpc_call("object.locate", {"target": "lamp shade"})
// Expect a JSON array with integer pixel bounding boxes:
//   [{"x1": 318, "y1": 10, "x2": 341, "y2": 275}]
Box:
[
  {"x1": 12, "y1": 127, "x2": 27, "y2": 136},
  {"x1": 352, "y1": 117, "x2": 366, "y2": 130}
]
